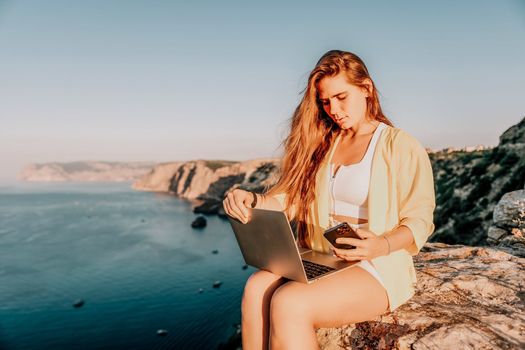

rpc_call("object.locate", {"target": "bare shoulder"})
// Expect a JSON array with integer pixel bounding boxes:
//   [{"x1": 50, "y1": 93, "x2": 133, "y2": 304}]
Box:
[{"x1": 270, "y1": 192, "x2": 287, "y2": 207}]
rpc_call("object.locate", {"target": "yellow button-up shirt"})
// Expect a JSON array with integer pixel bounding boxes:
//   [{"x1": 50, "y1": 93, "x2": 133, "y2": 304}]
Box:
[{"x1": 272, "y1": 124, "x2": 436, "y2": 312}]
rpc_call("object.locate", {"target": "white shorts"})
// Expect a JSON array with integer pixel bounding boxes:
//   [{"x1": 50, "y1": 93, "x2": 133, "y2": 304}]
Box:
[
  {"x1": 330, "y1": 220, "x2": 386, "y2": 289},
  {"x1": 356, "y1": 260, "x2": 386, "y2": 289}
]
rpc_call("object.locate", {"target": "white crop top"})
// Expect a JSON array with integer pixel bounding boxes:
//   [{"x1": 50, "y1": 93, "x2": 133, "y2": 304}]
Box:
[{"x1": 329, "y1": 122, "x2": 387, "y2": 220}]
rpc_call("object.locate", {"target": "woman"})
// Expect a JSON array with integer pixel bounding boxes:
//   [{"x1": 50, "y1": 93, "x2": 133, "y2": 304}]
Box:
[{"x1": 223, "y1": 50, "x2": 435, "y2": 350}]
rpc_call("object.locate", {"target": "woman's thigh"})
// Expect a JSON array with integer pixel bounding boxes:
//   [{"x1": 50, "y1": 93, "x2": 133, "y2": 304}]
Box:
[{"x1": 270, "y1": 265, "x2": 389, "y2": 329}]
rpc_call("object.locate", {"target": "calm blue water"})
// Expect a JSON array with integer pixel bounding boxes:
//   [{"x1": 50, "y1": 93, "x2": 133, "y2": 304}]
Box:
[{"x1": 0, "y1": 182, "x2": 251, "y2": 350}]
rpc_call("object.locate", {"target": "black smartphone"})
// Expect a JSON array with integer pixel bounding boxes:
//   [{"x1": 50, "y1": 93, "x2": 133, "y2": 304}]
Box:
[{"x1": 323, "y1": 222, "x2": 362, "y2": 249}]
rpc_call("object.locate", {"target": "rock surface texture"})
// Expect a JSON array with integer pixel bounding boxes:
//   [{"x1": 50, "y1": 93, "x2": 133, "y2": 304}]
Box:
[
  {"x1": 315, "y1": 243, "x2": 524, "y2": 350},
  {"x1": 487, "y1": 189, "x2": 525, "y2": 258}
]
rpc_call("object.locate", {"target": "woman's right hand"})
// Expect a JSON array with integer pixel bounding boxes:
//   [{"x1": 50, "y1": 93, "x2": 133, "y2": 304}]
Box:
[{"x1": 222, "y1": 189, "x2": 254, "y2": 224}]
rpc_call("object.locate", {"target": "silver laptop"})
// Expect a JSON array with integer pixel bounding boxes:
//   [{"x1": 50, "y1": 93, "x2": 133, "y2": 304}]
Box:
[{"x1": 227, "y1": 208, "x2": 359, "y2": 283}]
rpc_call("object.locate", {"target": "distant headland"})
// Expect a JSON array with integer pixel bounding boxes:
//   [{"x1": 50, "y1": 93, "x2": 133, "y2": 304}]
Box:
[{"x1": 18, "y1": 161, "x2": 156, "y2": 182}]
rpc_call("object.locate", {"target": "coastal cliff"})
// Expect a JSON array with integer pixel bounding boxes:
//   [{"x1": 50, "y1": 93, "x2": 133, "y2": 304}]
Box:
[
  {"x1": 133, "y1": 117, "x2": 525, "y2": 250},
  {"x1": 430, "y1": 116, "x2": 525, "y2": 247},
  {"x1": 18, "y1": 161, "x2": 155, "y2": 182},
  {"x1": 133, "y1": 158, "x2": 281, "y2": 201}
]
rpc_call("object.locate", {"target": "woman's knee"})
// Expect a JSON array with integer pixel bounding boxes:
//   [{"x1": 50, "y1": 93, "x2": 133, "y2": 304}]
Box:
[
  {"x1": 270, "y1": 283, "x2": 311, "y2": 323},
  {"x1": 242, "y1": 270, "x2": 284, "y2": 308}
]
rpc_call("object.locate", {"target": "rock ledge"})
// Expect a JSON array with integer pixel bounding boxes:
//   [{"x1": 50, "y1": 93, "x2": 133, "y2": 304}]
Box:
[{"x1": 315, "y1": 243, "x2": 524, "y2": 349}]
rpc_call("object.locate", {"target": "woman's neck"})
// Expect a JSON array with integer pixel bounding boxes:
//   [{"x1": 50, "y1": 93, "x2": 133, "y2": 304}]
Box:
[{"x1": 341, "y1": 119, "x2": 380, "y2": 139}]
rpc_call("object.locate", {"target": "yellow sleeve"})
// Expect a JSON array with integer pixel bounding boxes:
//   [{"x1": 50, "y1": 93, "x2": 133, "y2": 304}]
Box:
[{"x1": 395, "y1": 131, "x2": 436, "y2": 256}]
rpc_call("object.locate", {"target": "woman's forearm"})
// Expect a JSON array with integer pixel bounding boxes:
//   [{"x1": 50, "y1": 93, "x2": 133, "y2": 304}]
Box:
[
  {"x1": 382, "y1": 225, "x2": 415, "y2": 255},
  {"x1": 253, "y1": 193, "x2": 285, "y2": 211}
]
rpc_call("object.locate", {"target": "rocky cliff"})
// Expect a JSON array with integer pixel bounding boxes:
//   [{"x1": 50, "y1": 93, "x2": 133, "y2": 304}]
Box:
[
  {"x1": 133, "y1": 158, "x2": 281, "y2": 214},
  {"x1": 430, "y1": 116, "x2": 525, "y2": 247},
  {"x1": 18, "y1": 161, "x2": 156, "y2": 182},
  {"x1": 133, "y1": 116, "x2": 525, "y2": 250}
]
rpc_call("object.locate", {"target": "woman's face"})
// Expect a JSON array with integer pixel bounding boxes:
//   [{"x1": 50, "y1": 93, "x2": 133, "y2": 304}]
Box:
[{"x1": 317, "y1": 72, "x2": 371, "y2": 130}]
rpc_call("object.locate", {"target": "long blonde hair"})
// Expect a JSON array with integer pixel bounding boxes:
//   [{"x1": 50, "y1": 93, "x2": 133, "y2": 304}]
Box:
[{"x1": 266, "y1": 50, "x2": 394, "y2": 248}]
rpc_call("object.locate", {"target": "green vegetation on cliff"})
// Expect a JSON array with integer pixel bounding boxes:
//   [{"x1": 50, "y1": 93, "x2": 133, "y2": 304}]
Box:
[{"x1": 430, "y1": 116, "x2": 525, "y2": 246}]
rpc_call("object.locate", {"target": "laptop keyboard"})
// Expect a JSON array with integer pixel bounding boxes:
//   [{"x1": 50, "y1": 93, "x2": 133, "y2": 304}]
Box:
[{"x1": 302, "y1": 260, "x2": 335, "y2": 280}]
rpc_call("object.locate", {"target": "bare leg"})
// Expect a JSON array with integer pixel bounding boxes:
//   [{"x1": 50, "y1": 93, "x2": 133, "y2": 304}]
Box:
[
  {"x1": 241, "y1": 269, "x2": 287, "y2": 350},
  {"x1": 269, "y1": 265, "x2": 389, "y2": 350}
]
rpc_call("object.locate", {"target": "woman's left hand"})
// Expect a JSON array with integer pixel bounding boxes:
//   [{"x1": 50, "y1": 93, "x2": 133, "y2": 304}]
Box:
[{"x1": 331, "y1": 228, "x2": 388, "y2": 261}]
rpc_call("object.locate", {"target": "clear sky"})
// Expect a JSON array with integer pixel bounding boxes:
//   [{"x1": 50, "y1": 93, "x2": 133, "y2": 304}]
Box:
[{"x1": 1, "y1": 0, "x2": 524, "y2": 183}]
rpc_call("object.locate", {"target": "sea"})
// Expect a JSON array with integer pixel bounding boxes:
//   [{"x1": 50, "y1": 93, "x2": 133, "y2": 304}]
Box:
[{"x1": 0, "y1": 182, "x2": 250, "y2": 350}]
